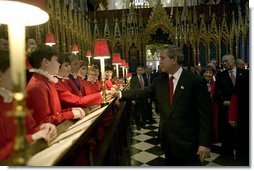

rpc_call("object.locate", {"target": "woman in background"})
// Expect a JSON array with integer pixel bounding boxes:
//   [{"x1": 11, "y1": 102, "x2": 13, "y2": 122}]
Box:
[{"x1": 202, "y1": 65, "x2": 219, "y2": 142}]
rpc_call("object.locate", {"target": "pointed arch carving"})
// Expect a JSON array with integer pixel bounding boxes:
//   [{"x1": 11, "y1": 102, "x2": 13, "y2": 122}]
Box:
[{"x1": 143, "y1": 2, "x2": 175, "y2": 45}]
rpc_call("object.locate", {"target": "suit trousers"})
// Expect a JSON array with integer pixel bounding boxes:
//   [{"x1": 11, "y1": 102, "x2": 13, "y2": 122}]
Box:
[
  {"x1": 134, "y1": 100, "x2": 146, "y2": 128},
  {"x1": 164, "y1": 151, "x2": 201, "y2": 166}
]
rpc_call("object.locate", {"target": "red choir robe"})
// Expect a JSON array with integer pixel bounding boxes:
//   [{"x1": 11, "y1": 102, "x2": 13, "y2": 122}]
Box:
[
  {"x1": 26, "y1": 73, "x2": 74, "y2": 126},
  {"x1": 0, "y1": 94, "x2": 38, "y2": 161},
  {"x1": 105, "y1": 78, "x2": 114, "y2": 90},
  {"x1": 67, "y1": 74, "x2": 86, "y2": 97},
  {"x1": 0, "y1": 96, "x2": 15, "y2": 161},
  {"x1": 25, "y1": 58, "x2": 31, "y2": 69},
  {"x1": 54, "y1": 77, "x2": 102, "y2": 109},
  {"x1": 82, "y1": 80, "x2": 101, "y2": 95}
]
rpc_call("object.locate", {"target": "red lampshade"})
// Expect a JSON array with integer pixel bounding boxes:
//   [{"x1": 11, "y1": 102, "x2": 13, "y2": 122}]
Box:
[
  {"x1": 120, "y1": 59, "x2": 127, "y2": 67},
  {"x1": 93, "y1": 39, "x2": 110, "y2": 59},
  {"x1": 45, "y1": 33, "x2": 55, "y2": 46},
  {"x1": 125, "y1": 63, "x2": 129, "y2": 69},
  {"x1": 112, "y1": 53, "x2": 121, "y2": 64},
  {"x1": 125, "y1": 73, "x2": 132, "y2": 78},
  {"x1": 71, "y1": 44, "x2": 79, "y2": 54},
  {"x1": 86, "y1": 50, "x2": 92, "y2": 57}
]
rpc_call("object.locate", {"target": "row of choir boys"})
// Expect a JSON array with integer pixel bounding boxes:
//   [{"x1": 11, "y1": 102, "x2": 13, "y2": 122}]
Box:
[{"x1": 0, "y1": 40, "x2": 118, "y2": 162}]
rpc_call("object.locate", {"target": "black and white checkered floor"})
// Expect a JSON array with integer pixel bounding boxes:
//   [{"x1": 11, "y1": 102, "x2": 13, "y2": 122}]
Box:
[{"x1": 129, "y1": 112, "x2": 230, "y2": 166}]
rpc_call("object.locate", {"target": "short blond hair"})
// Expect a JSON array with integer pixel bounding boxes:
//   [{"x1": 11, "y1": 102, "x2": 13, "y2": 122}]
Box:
[{"x1": 88, "y1": 65, "x2": 99, "y2": 74}]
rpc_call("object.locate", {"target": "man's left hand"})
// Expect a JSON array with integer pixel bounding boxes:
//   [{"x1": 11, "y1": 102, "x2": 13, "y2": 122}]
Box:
[{"x1": 197, "y1": 146, "x2": 210, "y2": 162}]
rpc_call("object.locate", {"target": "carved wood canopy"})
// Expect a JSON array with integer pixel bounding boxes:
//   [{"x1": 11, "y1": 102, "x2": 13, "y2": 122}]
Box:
[
  {"x1": 0, "y1": 0, "x2": 247, "y2": 68},
  {"x1": 144, "y1": 2, "x2": 175, "y2": 45}
]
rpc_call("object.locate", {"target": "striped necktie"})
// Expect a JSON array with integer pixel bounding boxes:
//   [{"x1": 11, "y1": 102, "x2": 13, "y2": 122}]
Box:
[
  {"x1": 139, "y1": 75, "x2": 144, "y2": 89},
  {"x1": 229, "y1": 70, "x2": 236, "y2": 86}
]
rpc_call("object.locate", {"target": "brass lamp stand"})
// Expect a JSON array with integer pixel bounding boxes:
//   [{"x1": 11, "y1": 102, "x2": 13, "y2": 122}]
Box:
[
  {"x1": 101, "y1": 80, "x2": 108, "y2": 107},
  {"x1": 0, "y1": 0, "x2": 49, "y2": 166},
  {"x1": 7, "y1": 93, "x2": 29, "y2": 165}
]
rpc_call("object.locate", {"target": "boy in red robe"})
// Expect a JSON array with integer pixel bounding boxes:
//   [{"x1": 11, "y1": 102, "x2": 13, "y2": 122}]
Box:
[
  {"x1": 104, "y1": 65, "x2": 116, "y2": 90},
  {"x1": 26, "y1": 45, "x2": 85, "y2": 127},
  {"x1": 54, "y1": 53, "x2": 102, "y2": 109},
  {"x1": 82, "y1": 66, "x2": 101, "y2": 95},
  {"x1": 0, "y1": 50, "x2": 57, "y2": 162},
  {"x1": 67, "y1": 54, "x2": 86, "y2": 97},
  {"x1": 77, "y1": 60, "x2": 88, "y2": 80}
]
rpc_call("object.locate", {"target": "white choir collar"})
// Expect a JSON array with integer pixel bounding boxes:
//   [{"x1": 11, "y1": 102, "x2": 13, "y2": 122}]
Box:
[
  {"x1": 29, "y1": 68, "x2": 58, "y2": 83},
  {"x1": 0, "y1": 87, "x2": 13, "y2": 103}
]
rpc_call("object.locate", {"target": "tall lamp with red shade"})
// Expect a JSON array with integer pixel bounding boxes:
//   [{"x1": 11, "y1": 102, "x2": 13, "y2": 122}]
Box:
[
  {"x1": 112, "y1": 53, "x2": 121, "y2": 79},
  {"x1": 45, "y1": 33, "x2": 56, "y2": 46},
  {"x1": 93, "y1": 39, "x2": 111, "y2": 106},
  {"x1": 0, "y1": 0, "x2": 49, "y2": 165},
  {"x1": 71, "y1": 44, "x2": 79, "y2": 54},
  {"x1": 120, "y1": 59, "x2": 127, "y2": 79},
  {"x1": 86, "y1": 50, "x2": 92, "y2": 66},
  {"x1": 125, "y1": 63, "x2": 129, "y2": 76}
]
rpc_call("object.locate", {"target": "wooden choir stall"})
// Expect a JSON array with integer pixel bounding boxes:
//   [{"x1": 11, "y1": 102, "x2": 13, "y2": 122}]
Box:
[{"x1": 1, "y1": 85, "x2": 132, "y2": 166}]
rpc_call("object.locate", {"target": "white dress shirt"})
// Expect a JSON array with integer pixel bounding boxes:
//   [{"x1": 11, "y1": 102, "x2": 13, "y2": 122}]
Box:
[{"x1": 168, "y1": 67, "x2": 183, "y2": 93}]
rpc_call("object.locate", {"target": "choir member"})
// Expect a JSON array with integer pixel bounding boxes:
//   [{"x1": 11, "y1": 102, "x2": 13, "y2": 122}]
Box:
[
  {"x1": 26, "y1": 45, "x2": 85, "y2": 127},
  {"x1": 104, "y1": 65, "x2": 115, "y2": 90},
  {"x1": 54, "y1": 53, "x2": 102, "y2": 109},
  {"x1": 82, "y1": 66, "x2": 101, "y2": 95},
  {"x1": 67, "y1": 54, "x2": 86, "y2": 97},
  {"x1": 78, "y1": 60, "x2": 88, "y2": 80},
  {"x1": 0, "y1": 50, "x2": 57, "y2": 161}
]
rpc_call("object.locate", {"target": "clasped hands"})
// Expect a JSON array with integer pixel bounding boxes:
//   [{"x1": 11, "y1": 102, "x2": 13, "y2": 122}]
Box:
[
  {"x1": 31, "y1": 123, "x2": 57, "y2": 144},
  {"x1": 72, "y1": 107, "x2": 86, "y2": 119}
]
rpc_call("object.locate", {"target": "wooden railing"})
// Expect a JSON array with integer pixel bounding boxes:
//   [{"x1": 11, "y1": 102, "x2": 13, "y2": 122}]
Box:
[{"x1": 1, "y1": 84, "x2": 132, "y2": 166}]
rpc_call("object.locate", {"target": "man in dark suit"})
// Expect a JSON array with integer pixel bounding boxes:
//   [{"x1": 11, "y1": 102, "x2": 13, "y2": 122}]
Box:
[
  {"x1": 215, "y1": 54, "x2": 249, "y2": 165},
  {"x1": 111, "y1": 45, "x2": 213, "y2": 166},
  {"x1": 153, "y1": 65, "x2": 163, "y2": 114},
  {"x1": 143, "y1": 65, "x2": 156, "y2": 124},
  {"x1": 130, "y1": 66, "x2": 146, "y2": 130}
]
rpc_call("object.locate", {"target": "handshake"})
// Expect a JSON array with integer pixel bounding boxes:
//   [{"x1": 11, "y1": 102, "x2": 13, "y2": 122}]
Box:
[{"x1": 104, "y1": 90, "x2": 121, "y2": 101}]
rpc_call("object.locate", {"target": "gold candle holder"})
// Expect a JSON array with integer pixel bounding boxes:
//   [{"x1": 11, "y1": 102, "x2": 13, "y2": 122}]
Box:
[
  {"x1": 8, "y1": 93, "x2": 29, "y2": 165},
  {"x1": 101, "y1": 80, "x2": 108, "y2": 107}
]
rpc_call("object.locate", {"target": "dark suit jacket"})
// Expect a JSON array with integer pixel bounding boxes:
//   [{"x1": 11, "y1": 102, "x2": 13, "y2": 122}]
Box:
[
  {"x1": 215, "y1": 68, "x2": 249, "y2": 122},
  {"x1": 215, "y1": 70, "x2": 235, "y2": 106},
  {"x1": 130, "y1": 74, "x2": 144, "y2": 90},
  {"x1": 122, "y1": 70, "x2": 213, "y2": 159},
  {"x1": 129, "y1": 75, "x2": 146, "y2": 107},
  {"x1": 143, "y1": 72, "x2": 154, "y2": 87},
  {"x1": 215, "y1": 68, "x2": 248, "y2": 106},
  {"x1": 215, "y1": 68, "x2": 249, "y2": 149}
]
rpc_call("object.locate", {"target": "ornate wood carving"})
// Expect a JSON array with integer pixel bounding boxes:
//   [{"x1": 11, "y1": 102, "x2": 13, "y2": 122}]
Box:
[
  {"x1": 10, "y1": 0, "x2": 247, "y2": 68},
  {"x1": 144, "y1": 1, "x2": 174, "y2": 45}
]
